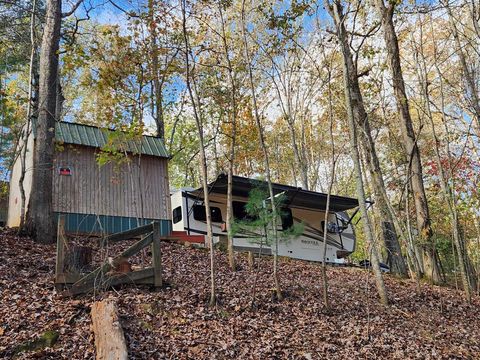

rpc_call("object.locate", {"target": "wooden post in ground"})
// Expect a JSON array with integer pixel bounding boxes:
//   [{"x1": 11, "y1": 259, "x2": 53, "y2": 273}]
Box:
[
  {"x1": 152, "y1": 222, "x2": 162, "y2": 288},
  {"x1": 248, "y1": 251, "x2": 254, "y2": 269},
  {"x1": 91, "y1": 300, "x2": 128, "y2": 360},
  {"x1": 55, "y1": 216, "x2": 66, "y2": 290}
]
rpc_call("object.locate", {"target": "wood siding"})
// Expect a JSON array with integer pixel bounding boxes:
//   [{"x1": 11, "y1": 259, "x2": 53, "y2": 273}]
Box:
[{"x1": 53, "y1": 145, "x2": 171, "y2": 220}]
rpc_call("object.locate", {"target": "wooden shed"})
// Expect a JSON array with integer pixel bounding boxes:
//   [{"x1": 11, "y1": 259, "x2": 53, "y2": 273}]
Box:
[{"x1": 7, "y1": 121, "x2": 172, "y2": 236}]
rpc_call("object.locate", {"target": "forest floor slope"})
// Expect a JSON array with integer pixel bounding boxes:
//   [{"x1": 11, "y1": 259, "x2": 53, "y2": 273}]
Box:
[{"x1": 0, "y1": 229, "x2": 479, "y2": 359}]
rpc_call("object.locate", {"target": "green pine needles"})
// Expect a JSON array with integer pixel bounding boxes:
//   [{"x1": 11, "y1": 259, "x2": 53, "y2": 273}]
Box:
[{"x1": 231, "y1": 182, "x2": 304, "y2": 249}]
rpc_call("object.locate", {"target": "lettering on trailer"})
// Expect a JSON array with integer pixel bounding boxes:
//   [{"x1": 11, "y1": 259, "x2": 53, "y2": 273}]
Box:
[{"x1": 301, "y1": 239, "x2": 320, "y2": 246}]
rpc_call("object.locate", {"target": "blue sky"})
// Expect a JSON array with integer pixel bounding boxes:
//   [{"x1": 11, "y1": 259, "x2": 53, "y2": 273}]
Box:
[{"x1": 76, "y1": 0, "x2": 328, "y2": 30}]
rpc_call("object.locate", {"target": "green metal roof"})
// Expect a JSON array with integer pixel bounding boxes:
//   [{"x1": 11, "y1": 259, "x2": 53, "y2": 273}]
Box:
[{"x1": 55, "y1": 122, "x2": 169, "y2": 158}]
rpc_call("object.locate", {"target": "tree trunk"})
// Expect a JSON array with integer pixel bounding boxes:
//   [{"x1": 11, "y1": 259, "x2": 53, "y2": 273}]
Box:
[
  {"x1": 375, "y1": 0, "x2": 441, "y2": 283},
  {"x1": 25, "y1": 0, "x2": 61, "y2": 244},
  {"x1": 327, "y1": 0, "x2": 388, "y2": 305},
  {"x1": 226, "y1": 168, "x2": 235, "y2": 271},
  {"x1": 328, "y1": 0, "x2": 407, "y2": 278},
  {"x1": 91, "y1": 300, "x2": 128, "y2": 360},
  {"x1": 242, "y1": 0, "x2": 282, "y2": 300},
  {"x1": 181, "y1": 0, "x2": 216, "y2": 307},
  {"x1": 357, "y1": 103, "x2": 408, "y2": 276},
  {"x1": 19, "y1": 0, "x2": 38, "y2": 232},
  {"x1": 414, "y1": 19, "x2": 477, "y2": 299},
  {"x1": 219, "y1": 3, "x2": 237, "y2": 271},
  {"x1": 268, "y1": 57, "x2": 309, "y2": 190},
  {"x1": 470, "y1": 1, "x2": 480, "y2": 38},
  {"x1": 55, "y1": 70, "x2": 64, "y2": 121},
  {"x1": 442, "y1": 0, "x2": 480, "y2": 137},
  {"x1": 474, "y1": 216, "x2": 480, "y2": 296},
  {"x1": 321, "y1": 71, "x2": 336, "y2": 311},
  {"x1": 148, "y1": 0, "x2": 164, "y2": 139},
  {"x1": 289, "y1": 121, "x2": 309, "y2": 190}
]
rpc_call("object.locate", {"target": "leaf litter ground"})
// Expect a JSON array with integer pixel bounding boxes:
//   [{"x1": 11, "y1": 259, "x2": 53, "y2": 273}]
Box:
[{"x1": 0, "y1": 229, "x2": 479, "y2": 359}]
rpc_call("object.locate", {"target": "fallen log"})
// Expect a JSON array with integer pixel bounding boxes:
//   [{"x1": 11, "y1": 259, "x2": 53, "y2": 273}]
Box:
[{"x1": 91, "y1": 300, "x2": 128, "y2": 360}]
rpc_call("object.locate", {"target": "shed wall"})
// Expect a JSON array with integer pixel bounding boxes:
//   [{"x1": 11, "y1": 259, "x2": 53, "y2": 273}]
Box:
[{"x1": 53, "y1": 145, "x2": 171, "y2": 221}]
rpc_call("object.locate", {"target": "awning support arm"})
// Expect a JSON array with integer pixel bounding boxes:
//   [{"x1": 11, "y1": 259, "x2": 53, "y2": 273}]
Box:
[
  {"x1": 344, "y1": 208, "x2": 360, "y2": 228},
  {"x1": 353, "y1": 200, "x2": 374, "y2": 225}
]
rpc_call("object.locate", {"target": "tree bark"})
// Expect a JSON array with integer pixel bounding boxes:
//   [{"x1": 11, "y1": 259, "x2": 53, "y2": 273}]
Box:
[
  {"x1": 91, "y1": 300, "x2": 128, "y2": 360},
  {"x1": 327, "y1": 0, "x2": 388, "y2": 305},
  {"x1": 267, "y1": 53, "x2": 309, "y2": 190},
  {"x1": 375, "y1": 0, "x2": 442, "y2": 283},
  {"x1": 474, "y1": 216, "x2": 480, "y2": 296},
  {"x1": 414, "y1": 18, "x2": 477, "y2": 299},
  {"x1": 442, "y1": 0, "x2": 480, "y2": 137},
  {"x1": 219, "y1": 3, "x2": 237, "y2": 271},
  {"x1": 326, "y1": 0, "x2": 407, "y2": 278},
  {"x1": 19, "y1": 0, "x2": 38, "y2": 232},
  {"x1": 181, "y1": 0, "x2": 216, "y2": 307},
  {"x1": 25, "y1": 0, "x2": 61, "y2": 244},
  {"x1": 321, "y1": 69, "x2": 336, "y2": 311},
  {"x1": 242, "y1": 0, "x2": 282, "y2": 300},
  {"x1": 55, "y1": 69, "x2": 64, "y2": 121},
  {"x1": 148, "y1": 0, "x2": 164, "y2": 139},
  {"x1": 360, "y1": 121, "x2": 408, "y2": 276}
]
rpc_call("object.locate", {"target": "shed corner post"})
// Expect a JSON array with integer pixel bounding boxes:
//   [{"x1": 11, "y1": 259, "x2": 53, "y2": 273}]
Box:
[{"x1": 152, "y1": 221, "x2": 162, "y2": 289}]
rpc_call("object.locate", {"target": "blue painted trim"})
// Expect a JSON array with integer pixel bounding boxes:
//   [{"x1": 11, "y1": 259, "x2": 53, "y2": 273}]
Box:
[{"x1": 55, "y1": 212, "x2": 172, "y2": 235}]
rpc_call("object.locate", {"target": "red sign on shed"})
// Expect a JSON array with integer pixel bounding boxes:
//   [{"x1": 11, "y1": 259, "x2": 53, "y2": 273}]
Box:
[{"x1": 59, "y1": 167, "x2": 72, "y2": 176}]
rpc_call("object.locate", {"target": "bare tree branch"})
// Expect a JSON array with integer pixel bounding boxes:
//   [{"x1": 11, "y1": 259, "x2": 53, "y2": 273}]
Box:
[{"x1": 62, "y1": 0, "x2": 83, "y2": 18}]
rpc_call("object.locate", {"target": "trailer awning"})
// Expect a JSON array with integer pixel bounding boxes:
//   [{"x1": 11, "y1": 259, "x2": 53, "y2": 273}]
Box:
[{"x1": 193, "y1": 174, "x2": 362, "y2": 212}]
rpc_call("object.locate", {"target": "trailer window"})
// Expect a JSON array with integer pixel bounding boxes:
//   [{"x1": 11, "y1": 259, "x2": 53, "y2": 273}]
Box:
[
  {"x1": 232, "y1": 201, "x2": 258, "y2": 222},
  {"x1": 173, "y1": 206, "x2": 182, "y2": 224},
  {"x1": 193, "y1": 205, "x2": 223, "y2": 223},
  {"x1": 280, "y1": 208, "x2": 293, "y2": 230},
  {"x1": 211, "y1": 207, "x2": 223, "y2": 222}
]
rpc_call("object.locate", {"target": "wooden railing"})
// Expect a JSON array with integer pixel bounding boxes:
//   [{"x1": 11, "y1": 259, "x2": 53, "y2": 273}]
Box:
[{"x1": 55, "y1": 216, "x2": 163, "y2": 296}]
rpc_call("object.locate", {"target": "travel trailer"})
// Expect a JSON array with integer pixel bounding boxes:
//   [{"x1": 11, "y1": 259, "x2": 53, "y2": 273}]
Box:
[{"x1": 171, "y1": 174, "x2": 362, "y2": 264}]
